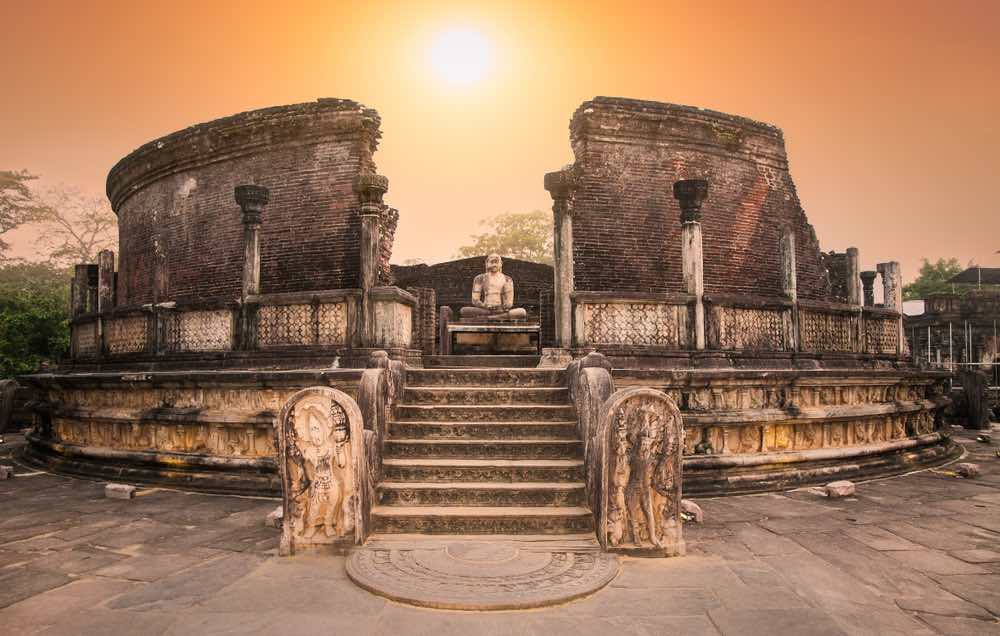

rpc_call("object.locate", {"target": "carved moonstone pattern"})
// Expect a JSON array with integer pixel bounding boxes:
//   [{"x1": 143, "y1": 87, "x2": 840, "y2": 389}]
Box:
[
  {"x1": 278, "y1": 387, "x2": 368, "y2": 555},
  {"x1": 582, "y1": 302, "x2": 680, "y2": 347},
  {"x1": 104, "y1": 315, "x2": 148, "y2": 354},
  {"x1": 596, "y1": 387, "x2": 684, "y2": 556}
]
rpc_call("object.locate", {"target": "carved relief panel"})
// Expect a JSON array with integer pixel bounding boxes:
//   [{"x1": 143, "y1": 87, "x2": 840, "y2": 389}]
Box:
[
  {"x1": 277, "y1": 387, "x2": 367, "y2": 555},
  {"x1": 596, "y1": 388, "x2": 684, "y2": 556}
]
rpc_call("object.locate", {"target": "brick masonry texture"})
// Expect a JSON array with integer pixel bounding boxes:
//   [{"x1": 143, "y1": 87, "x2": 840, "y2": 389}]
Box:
[
  {"x1": 391, "y1": 257, "x2": 554, "y2": 318},
  {"x1": 107, "y1": 99, "x2": 388, "y2": 306},
  {"x1": 822, "y1": 251, "x2": 849, "y2": 301},
  {"x1": 566, "y1": 97, "x2": 830, "y2": 300}
]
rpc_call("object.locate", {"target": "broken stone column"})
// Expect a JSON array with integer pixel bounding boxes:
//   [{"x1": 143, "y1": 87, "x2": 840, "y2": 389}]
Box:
[
  {"x1": 779, "y1": 228, "x2": 798, "y2": 350},
  {"x1": 545, "y1": 169, "x2": 575, "y2": 349},
  {"x1": 356, "y1": 175, "x2": 389, "y2": 348},
  {"x1": 877, "y1": 261, "x2": 903, "y2": 354},
  {"x1": 234, "y1": 185, "x2": 269, "y2": 299},
  {"x1": 674, "y1": 179, "x2": 708, "y2": 350},
  {"x1": 846, "y1": 247, "x2": 861, "y2": 306},
  {"x1": 71, "y1": 264, "x2": 91, "y2": 316},
  {"x1": 860, "y1": 271, "x2": 877, "y2": 307},
  {"x1": 97, "y1": 250, "x2": 116, "y2": 312}
]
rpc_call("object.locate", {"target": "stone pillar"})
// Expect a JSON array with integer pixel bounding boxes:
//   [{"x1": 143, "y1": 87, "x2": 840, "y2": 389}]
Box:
[
  {"x1": 234, "y1": 185, "x2": 269, "y2": 299},
  {"x1": 545, "y1": 170, "x2": 575, "y2": 349},
  {"x1": 860, "y1": 271, "x2": 877, "y2": 307},
  {"x1": 674, "y1": 179, "x2": 708, "y2": 350},
  {"x1": 846, "y1": 247, "x2": 861, "y2": 306},
  {"x1": 877, "y1": 261, "x2": 903, "y2": 355},
  {"x1": 97, "y1": 250, "x2": 115, "y2": 312},
  {"x1": 779, "y1": 228, "x2": 798, "y2": 351},
  {"x1": 71, "y1": 264, "x2": 90, "y2": 316},
  {"x1": 356, "y1": 174, "x2": 389, "y2": 348}
]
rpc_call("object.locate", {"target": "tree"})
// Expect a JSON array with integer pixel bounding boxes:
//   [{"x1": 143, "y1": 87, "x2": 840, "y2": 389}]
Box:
[
  {"x1": 0, "y1": 262, "x2": 70, "y2": 377},
  {"x1": 0, "y1": 170, "x2": 48, "y2": 261},
  {"x1": 31, "y1": 185, "x2": 117, "y2": 266},
  {"x1": 902, "y1": 257, "x2": 966, "y2": 300},
  {"x1": 455, "y1": 210, "x2": 553, "y2": 265}
]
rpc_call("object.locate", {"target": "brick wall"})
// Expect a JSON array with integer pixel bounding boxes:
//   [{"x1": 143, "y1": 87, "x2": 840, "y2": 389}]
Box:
[
  {"x1": 391, "y1": 256, "x2": 554, "y2": 317},
  {"x1": 108, "y1": 99, "x2": 389, "y2": 306},
  {"x1": 565, "y1": 97, "x2": 830, "y2": 300},
  {"x1": 822, "y1": 251, "x2": 848, "y2": 301}
]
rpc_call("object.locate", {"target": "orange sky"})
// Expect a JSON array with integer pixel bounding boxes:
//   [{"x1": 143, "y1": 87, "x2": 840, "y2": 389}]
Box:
[{"x1": 2, "y1": 0, "x2": 998, "y2": 283}]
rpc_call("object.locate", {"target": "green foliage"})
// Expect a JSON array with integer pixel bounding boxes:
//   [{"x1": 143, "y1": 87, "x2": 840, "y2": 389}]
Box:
[
  {"x1": 0, "y1": 170, "x2": 48, "y2": 260},
  {"x1": 0, "y1": 262, "x2": 70, "y2": 377},
  {"x1": 456, "y1": 210, "x2": 553, "y2": 265},
  {"x1": 902, "y1": 258, "x2": 966, "y2": 300}
]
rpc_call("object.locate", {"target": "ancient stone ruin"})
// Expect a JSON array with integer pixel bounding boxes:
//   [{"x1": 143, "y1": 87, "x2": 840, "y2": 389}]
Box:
[{"x1": 19, "y1": 97, "x2": 956, "y2": 569}]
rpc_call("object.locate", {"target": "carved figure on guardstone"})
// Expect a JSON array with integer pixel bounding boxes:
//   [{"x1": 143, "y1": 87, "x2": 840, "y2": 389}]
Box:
[
  {"x1": 459, "y1": 254, "x2": 528, "y2": 320},
  {"x1": 598, "y1": 388, "x2": 684, "y2": 556},
  {"x1": 278, "y1": 387, "x2": 367, "y2": 555}
]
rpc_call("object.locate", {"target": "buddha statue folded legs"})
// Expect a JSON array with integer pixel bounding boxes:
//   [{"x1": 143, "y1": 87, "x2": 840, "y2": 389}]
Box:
[{"x1": 459, "y1": 254, "x2": 528, "y2": 320}]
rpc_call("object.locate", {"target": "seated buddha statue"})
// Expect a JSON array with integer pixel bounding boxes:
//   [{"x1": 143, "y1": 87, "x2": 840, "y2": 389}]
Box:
[{"x1": 459, "y1": 254, "x2": 528, "y2": 320}]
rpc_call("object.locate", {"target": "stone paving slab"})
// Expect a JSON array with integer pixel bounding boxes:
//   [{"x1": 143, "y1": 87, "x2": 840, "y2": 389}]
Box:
[{"x1": 0, "y1": 429, "x2": 998, "y2": 634}]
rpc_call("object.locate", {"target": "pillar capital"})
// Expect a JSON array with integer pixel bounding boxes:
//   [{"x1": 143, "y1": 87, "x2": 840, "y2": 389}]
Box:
[
  {"x1": 544, "y1": 169, "x2": 575, "y2": 201},
  {"x1": 860, "y1": 270, "x2": 877, "y2": 307},
  {"x1": 234, "y1": 185, "x2": 270, "y2": 225},
  {"x1": 673, "y1": 179, "x2": 709, "y2": 224},
  {"x1": 355, "y1": 174, "x2": 389, "y2": 208}
]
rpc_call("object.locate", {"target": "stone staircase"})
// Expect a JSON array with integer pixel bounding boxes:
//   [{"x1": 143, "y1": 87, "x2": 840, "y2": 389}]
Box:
[{"x1": 371, "y1": 368, "x2": 594, "y2": 535}]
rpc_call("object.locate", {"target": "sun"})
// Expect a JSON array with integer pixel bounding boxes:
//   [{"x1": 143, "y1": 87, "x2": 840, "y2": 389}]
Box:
[{"x1": 429, "y1": 28, "x2": 492, "y2": 86}]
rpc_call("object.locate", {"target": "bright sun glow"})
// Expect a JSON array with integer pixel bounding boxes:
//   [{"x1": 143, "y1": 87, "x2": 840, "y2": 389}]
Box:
[{"x1": 429, "y1": 28, "x2": 492, "y2": 85}]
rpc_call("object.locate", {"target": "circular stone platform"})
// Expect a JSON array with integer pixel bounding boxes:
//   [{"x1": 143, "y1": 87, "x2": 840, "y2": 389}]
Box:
[{"x1": 345, "y1": 539, "x2": 619, "y2": 610}]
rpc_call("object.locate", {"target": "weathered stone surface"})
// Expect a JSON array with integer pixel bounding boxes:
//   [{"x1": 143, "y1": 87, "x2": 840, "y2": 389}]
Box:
[
  {"x1": 825, "y1": 480, "x2": 856, "y2": 497},
  {"x1": 956, "y1": 462, "x2": 981, "y2": 478},
  {"x1": 264, "y1": 505, "x2": 283, "y2": 529},
  {"x1": 104, "y1": 483, "x2": 135, "y2": 499},
  {"x1": 0, "y1": 464, "x2": 13, "y2": 479},
  {"x1": 681, "y1": 499, "x2": 704, "y2": 523}
]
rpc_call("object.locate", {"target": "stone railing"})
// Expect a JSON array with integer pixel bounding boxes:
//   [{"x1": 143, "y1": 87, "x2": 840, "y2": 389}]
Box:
[
  {"x1": 69, "y1": 286, "x2": 418, "y2": 362},
  {"x1": 705, "y1": 295, "x2": 792, "y2": 351},
  {"x1": 571, "y1": 292, "x2": 693, "y2": 350},
  {"x1": 797, "y1": 300, "x2": 860, "y2": 353}
]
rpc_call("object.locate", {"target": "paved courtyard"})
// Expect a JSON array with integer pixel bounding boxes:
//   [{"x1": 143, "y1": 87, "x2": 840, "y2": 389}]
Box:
[{"x1": 1, "y1": 429, "x2": 998, "y2": 636}]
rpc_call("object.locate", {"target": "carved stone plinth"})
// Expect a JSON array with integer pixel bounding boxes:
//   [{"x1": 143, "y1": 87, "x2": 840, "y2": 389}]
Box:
[
  {"x1": 278, "y1": 387, "x2": 368, "y2": 555},
  {"x1": 596, "y1": 387, "x2": 684, "y2": 556}
]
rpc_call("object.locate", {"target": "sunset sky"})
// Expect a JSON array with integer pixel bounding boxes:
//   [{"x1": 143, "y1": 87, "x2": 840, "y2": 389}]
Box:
[{"x1": 2, "y1": 0, "x2": 998, "y2": 283}]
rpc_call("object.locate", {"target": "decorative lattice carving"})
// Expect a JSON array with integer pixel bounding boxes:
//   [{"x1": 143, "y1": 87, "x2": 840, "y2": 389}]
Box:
[
  {"x1": 73, "y1": 321, "x2": 99, "y2": 358},
  {"x1": 865, "y1": 317, "x2": 898, "y2": 354},
  {"x1": 164, "y1": 310, "x2": 233, "y2": 352},
  {"x1": 799, "y1": 310, "x2": 855, "y2": 352},
  {"x1": 259, "y1": 304, "x2": 313, "y2": 347},
  {"x1": 714, "y1": 307, "x2": 785, "y2": 350},
  {"x1": 105, "y1": 316, "x2": 148, "y2": 355},
  {"x1": 582, "y1": 303, "x2": 678, "y2": 347},
  {"x1": 317, "y1": 302, "x2": 347, "y2": 345}
]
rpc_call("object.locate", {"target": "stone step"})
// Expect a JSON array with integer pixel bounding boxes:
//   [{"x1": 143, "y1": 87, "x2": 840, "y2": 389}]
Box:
[
  {"x1": 423, "y1": 355, "x2": 541, "y2": 368},
  {"x1": 370, "y1": 505, "x2": 595, "y2": 534},
  {"x1": 403, "y1": 386, "x2": 570, "y2": 405},
  {"x1": 390, "y1": 420, "x2": 578, "y2": 440},
  {"x1": 396, "y1": 404, "x2": 576, "y2": 422},
  {"x1": 382, "y1": 458, "x2": 586, "y2": 483},
  {"x1": 377, "y1": 481, "x2": 587, "y2": 507},
  {"x1": 405, "y1": 368, "x2": 564, "y2": 388},
  {"x1": 384, "y1": 438, "x2": 583, "y2": 460}
]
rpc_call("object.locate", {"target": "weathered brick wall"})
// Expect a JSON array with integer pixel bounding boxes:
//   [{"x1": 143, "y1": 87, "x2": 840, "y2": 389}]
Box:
[
  {"x1": 391, "y1": 257, "x2": 553, "y2": 317},
  {"x1": 566, "y1": 97, "x2": 830, "y2": 300},
  {"x1": 108, "y1": 99, "x2": 388, "y2": 306}
]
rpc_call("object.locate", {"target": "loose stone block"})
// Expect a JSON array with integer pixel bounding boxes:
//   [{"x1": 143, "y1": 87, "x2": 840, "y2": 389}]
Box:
[
  {"x1": 265, "y1": 505, "x2": 283, "y2": 528},
  {"x1": 681, "y1": 499, "x2": 704, "y2": 523},
  {"x1": 954, "y1": 463, "x2": 980, "y2": 479},
  {"x1": 825, "y1": 480, "x2": 856, "y2": 498},
  {"x1": 0, "y1": 465, "x2": 13, "y2": 479},
  {"x1": 105, "y1": 483, "x2": 136, "y2": 499}
]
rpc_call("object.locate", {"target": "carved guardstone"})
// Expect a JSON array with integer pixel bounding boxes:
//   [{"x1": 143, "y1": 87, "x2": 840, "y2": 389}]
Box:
[
  {"x1": 278, "y1": 387, "x2": 368, "y2": 555},
  {"x1": 596, "y1": 387, "x2": 684, "y2": 557}
]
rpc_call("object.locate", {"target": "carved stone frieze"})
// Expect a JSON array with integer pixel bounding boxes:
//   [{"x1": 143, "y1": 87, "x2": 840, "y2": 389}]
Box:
[
  {"x1": 258, "y1": 304, "x2": 313, "y2": 347},
  {"x1": 710, "y1": 306, "x2": 786, "y2": 351},
  {"x1": 163, "y1": 309, "x2": 233, "y2": 352},
  {"x1": 865, "y1": 317, "x2": 898, "y2": 354},
  {"x1": 799, "y1": 310, "x2": 856, "y2": 352},
  {"x1": 73, "y1": 321, "x2": 99, "y2": 358},
  {"x1": 580, "y1": 302, "x2": 682, "y2": 348},
  {"x1": 278, "y1": 387, "x2": 368, "y2": 554},
  {"x1": 597, "y1": 388, "x2": 684, "y2": 556},
  {"x1": 105, "y1": 315, "x2": 148, "y2": 354}
]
